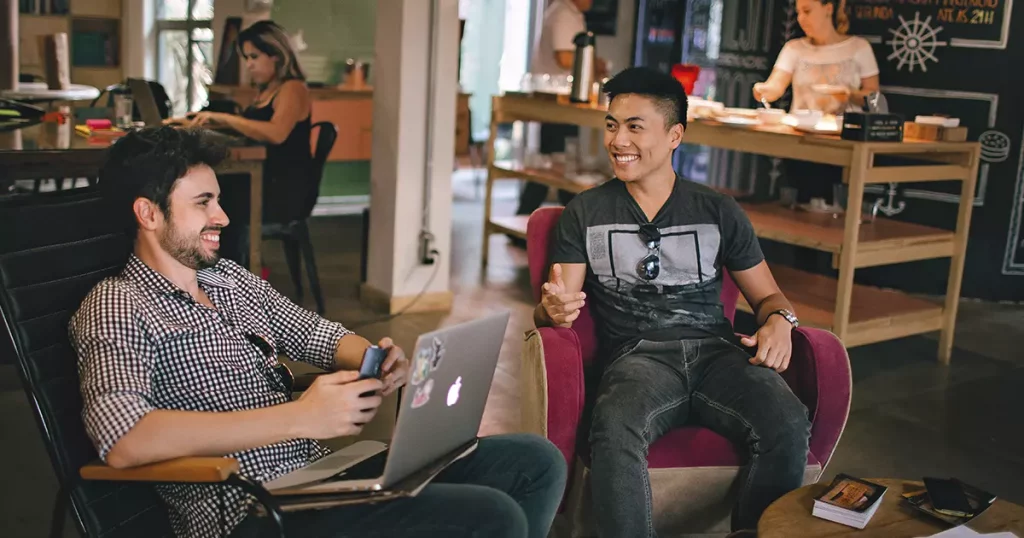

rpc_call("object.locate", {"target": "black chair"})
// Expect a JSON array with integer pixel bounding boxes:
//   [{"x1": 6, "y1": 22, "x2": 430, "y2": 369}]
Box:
[
  {"x1": 262, "y1": 121, "x2": 337, "y2": 315},
  {"x1": 0, "y1": 188, "x2": 284, "y2": 538}
]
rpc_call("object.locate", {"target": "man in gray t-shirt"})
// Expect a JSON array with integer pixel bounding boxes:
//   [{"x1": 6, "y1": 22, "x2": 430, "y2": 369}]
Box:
[
  {"x1": 551, "y1": 173, "x2": 765, "y2": 361},
  {"x1": 534, "y1": 67, "x2": 811, "y2": 537}
]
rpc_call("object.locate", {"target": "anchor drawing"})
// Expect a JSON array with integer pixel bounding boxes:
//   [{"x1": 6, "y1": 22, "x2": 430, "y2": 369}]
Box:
[{"x1": 875, "y1": 182, "x2": 905, "y2": 216}]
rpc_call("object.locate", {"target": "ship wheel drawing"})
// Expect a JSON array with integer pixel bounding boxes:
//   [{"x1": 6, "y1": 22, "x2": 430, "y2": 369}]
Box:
[{"x1": 885, "y1": 11, "x2": 948, "y2": 73}]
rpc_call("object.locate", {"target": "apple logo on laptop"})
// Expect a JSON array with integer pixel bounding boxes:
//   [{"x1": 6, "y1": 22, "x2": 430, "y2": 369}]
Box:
[{"x1": 447, "y1": 376, "x2": 462, "y2": 407}]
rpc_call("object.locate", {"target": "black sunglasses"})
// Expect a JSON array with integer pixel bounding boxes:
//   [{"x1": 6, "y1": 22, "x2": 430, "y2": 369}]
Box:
[
  {"x1": 246, "y1": 333, "x2": 292, "y2": 395},
  {"x1": 636, "y1": 224, "x2": 661, "y2": 281}
]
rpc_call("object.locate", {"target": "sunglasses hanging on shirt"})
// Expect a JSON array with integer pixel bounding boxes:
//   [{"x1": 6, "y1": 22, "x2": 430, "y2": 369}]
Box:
[{"x1": 636, "y1": 224, "x2": 662, "y2": 281}]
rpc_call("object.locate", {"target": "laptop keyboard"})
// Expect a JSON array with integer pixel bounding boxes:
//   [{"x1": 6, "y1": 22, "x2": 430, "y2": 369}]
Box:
[{"x1": 329, "y1": 449, "x2": 390, "y2": 481}]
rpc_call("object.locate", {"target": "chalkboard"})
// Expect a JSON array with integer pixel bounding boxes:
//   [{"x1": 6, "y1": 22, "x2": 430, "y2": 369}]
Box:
[
  {"x1": 847, "y1": 0, "x2": 1010, "y2": 56},
  {"x1": 585, "y1": 0, "x2": 620, "y2": 36}
]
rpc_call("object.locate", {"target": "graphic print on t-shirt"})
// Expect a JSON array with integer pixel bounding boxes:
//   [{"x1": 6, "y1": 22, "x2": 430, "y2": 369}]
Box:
[
  {"x1": 549, "y1": 177, "x2": 766, "y2": 360},
  {"x1": 583, "y1": 221, "x2": 729, "y2": 351},
  {"x1": 586, "y1": 223, "x2": 721, "y2": 293}
]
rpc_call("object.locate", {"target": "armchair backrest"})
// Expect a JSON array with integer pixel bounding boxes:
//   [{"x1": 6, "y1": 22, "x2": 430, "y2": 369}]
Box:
[
  {"x1": 526, "y1": 206, "x2": 740, "y2": 365},
  {"x1": 0, "y1": 189, "x2": 175, "y2": 537}
]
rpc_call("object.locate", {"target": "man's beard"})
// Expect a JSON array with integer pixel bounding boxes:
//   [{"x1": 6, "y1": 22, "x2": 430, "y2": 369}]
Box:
[{"x1": 159, "y1": 221, "x2": 220, "y2": 270}]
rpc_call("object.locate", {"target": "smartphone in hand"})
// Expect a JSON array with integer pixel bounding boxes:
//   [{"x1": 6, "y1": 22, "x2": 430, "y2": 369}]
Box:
[
  {"x1": 359, "y1": 345, "x2": 388, "y2": 380},
  {"x1": 356, "y1": 345, "x2": 389, "y2": 423}
]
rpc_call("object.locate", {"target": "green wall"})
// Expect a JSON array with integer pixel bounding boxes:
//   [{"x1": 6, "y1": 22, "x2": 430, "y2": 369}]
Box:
[
  {"x1": 273, "y1": 0, "x2": 376, "y2": 197},
  {"x1": 319, "y1": 162, "x2": 371, "y2": 197},
  {"x1": 272, "y1": 0, "x2": 376, "y2": 85}
]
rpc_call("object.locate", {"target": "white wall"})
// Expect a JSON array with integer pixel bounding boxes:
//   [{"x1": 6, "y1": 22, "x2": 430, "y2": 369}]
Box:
[
  {"x1": 365, "y1": 0, "x2": 458, "y2": 303},
  {"x1": 122, "y1": 0, "x2": 154, "y2": 79}
]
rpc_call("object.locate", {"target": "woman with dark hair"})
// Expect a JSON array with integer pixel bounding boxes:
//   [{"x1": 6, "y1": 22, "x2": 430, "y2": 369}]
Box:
[
  {"x1": 753, "y1": 0, "x2": 879, "y2": 114},
  {"x1": 167, "y1": 20, "x2": 314, "y2": 265}
]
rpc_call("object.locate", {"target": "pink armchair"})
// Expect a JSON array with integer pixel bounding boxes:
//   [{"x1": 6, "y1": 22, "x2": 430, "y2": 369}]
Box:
[{"x1": 520, "y1": 207, "x2": 852, "y2": 537}]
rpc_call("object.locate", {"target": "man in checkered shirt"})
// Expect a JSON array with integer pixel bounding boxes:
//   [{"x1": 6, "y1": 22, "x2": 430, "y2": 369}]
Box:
[{"x1": 69, "y1": 127, "x2": 566, "y2": 538}]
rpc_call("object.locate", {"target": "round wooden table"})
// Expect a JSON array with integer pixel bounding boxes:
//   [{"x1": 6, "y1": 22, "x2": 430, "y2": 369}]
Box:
[{"x1": 758, "y1": 478, "x2": 1024, "y2": 537}]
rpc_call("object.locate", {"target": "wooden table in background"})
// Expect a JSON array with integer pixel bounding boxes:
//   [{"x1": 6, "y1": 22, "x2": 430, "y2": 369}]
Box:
[
  {"x1": 0, "y1": 119, "x2": 267, "y2": 273},
  {"x1": 483, "y1": 94, "x2": 981, "y2": 363},
  {"x1": 758, "y1": 478, "x2": 1024, "y2": 537}
]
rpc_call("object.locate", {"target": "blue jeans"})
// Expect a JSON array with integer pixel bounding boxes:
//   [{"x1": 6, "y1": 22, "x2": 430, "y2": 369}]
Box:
[
  {"x1": 588, "y1": 337, "x2": 811, "y2": 537},
  {"x1": 231, "y1": 434, "x2": 567, "y2": 538}
]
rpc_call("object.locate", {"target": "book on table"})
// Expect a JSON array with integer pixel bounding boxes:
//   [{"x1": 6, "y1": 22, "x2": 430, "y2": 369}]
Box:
[{"x1": 812, "y1": 474, "x2": 888, "y2": 529}]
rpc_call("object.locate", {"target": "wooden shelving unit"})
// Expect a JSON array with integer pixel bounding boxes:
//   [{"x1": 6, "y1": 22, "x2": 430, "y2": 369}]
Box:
[
  {"x1": 18, "y1": 0, "x2": 123, "y2": 92},
  {"x1": 483, "y1": 94, "x2": 981, "y2": 363}
]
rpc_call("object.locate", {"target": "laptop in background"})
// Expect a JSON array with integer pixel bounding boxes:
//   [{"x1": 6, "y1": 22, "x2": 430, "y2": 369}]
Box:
[
  {"x1": 127, "y1": 78, "x2": 249, "y2": 144},
  {"x1": 126, "y1": 78, "x2": 164, "y2": 126}
]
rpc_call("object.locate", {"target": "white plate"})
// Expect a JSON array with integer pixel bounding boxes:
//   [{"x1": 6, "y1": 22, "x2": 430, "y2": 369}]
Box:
[
  {"x1": 717, "y1": 116, "x2": 760, "y2": 126},
  {"x1": 722, "y1": 107, "x2": 758, "y2": 118}
]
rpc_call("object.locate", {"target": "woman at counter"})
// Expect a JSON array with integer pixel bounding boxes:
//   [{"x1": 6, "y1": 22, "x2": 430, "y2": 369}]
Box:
[
  {"x1": 752, "y1": 0, "x2": 882, "y2": 275},
  {"x1": 167, "y1": 20, "x2": 313, "y2": 264},
  {"x1": 752, "y1": 0, "x2": 879, "y2": 114}
]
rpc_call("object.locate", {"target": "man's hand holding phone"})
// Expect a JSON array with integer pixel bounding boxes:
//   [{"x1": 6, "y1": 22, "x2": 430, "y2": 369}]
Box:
[
  {"x1": 360, "y1": 337, "x2": 409, "y2": 396},
  {"x1": 295, "y1": 370, "x2": 383, "y2": 438}
]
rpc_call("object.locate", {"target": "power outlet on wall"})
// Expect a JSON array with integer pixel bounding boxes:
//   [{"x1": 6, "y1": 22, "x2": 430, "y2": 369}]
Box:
[{"x1": 419, "y1": 231, "x2": 439, "y2": 265}]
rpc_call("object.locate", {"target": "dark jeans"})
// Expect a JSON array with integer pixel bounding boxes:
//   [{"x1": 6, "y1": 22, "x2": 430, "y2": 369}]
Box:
[
  {"x1": 588, "y1": 337, "x2": 811, "y2": 537},
  {"x1": 230, "y1": 434, "x2": 567, "y2": 538}
]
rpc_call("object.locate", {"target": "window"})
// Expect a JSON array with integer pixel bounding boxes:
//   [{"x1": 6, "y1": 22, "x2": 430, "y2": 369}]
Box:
[{"x1": 155, "y1": 0, "x2": 215, "y2": 117}]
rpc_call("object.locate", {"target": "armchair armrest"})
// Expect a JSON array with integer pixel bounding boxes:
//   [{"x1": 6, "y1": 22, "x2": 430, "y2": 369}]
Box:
[
  {"x1": 783, "y1": 327, "x2": 852, "y2": 469},
  {"x1": 81, "y1": 457, "x2": 240, "y2": 483},
  {"x1": 521, "y1": 327, "x2": 585, "y2": 470}
]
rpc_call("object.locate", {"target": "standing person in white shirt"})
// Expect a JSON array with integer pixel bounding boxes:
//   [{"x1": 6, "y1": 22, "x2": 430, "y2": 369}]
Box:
[
  {"x1": 514, "y1": 0, "x2": 609, "y2": 226},
  {"x1": 752, "y1": 0, "x2": 879, "y2": 114},
  {"x1": 752, "y1": 0, "x2": 882, "y2": 278}
]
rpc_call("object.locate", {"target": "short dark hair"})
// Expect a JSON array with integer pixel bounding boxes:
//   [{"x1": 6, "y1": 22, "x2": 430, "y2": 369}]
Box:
[
  {"x1": 603, "y1": 66, "x2": 689, "y2": 129},
  {"x1": 99, "y1": 126, "x2": 229, "y2": 239}
]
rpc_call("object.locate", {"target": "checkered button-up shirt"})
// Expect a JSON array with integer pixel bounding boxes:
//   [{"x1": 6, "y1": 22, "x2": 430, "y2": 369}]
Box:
[{"x1": 69, "y1": 255, "x2": 351, "y2": 537}]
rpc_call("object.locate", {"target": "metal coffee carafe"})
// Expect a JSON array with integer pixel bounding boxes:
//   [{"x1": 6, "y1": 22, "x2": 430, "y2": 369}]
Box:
[{"x1": 570, "y1": 31, "x2": 596, "y2": 103}]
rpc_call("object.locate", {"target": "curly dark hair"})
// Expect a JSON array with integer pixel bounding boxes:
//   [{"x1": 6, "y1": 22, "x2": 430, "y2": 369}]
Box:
[
  {"x1": 99, "y1": 126, "x2": 229, "y2": 239},
  {"x1": 603, "y1": 66, "x2": 689, "y2": 129}
]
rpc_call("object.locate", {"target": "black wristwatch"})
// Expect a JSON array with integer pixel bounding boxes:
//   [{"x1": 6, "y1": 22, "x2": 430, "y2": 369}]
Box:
[{"x1": 767, "y1": 309, "x2": 799, "y2": 328}]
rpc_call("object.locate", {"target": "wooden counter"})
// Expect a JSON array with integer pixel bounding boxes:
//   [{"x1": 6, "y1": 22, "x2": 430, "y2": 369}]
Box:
[{"x1": 483, "y1": 94, "x2": 980, "y2": 363}]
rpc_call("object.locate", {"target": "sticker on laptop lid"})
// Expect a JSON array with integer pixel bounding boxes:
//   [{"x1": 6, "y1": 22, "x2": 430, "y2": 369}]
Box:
[
  {"x1": 411, "y1": 378, "x2": 434, "y2": 409},
  {"x1": 411, "y1": 345, "x2": 432, "y2": 386},
  {"x1": 429, "y1": 336, "x2": 446, "y2": 371}
]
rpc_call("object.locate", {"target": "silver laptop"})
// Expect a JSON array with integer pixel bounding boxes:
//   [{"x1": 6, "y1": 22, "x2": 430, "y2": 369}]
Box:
[
  {"x1": 263, "y1": 310, "x2": 511, "y2": 495},
  {"x1": 126, "y1": 78, "x2": 165, "y2": 126},
  {"x1": 128, "y1": 78, "x2": 248, "y2": 144}
]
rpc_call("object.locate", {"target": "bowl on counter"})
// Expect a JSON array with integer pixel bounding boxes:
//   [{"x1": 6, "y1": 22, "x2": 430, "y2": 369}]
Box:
[{"x1": 786, "y1": 110, "x2": 824, "y2": 129}]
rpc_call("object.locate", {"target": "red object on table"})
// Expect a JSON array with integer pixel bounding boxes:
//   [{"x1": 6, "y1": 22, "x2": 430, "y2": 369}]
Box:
[
  {"x1": 671, "y1": 63, "x2": 700, "y2": 95},
  {"x1": 85, "y1": 118, "x2": 112, "y2": 129},
  {"x1": 42, "y1": 111, "x2": 67, "y2": 124}
]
